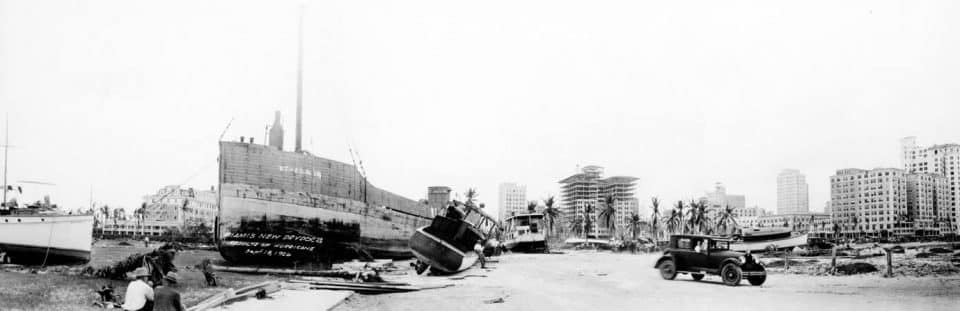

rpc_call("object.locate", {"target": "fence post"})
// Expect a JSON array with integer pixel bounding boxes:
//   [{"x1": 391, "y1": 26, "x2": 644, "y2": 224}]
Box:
[
  {"x1": 783, "y1": 250, "x2": 789, "y2": 270},
  {"x1": 830, "y1": 247, "x2": 837, "y2": 275}
]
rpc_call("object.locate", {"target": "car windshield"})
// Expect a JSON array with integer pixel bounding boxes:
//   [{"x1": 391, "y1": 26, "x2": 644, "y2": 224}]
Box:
[{"x1": 709, "y1": 240, "x2": 729, "y2": 251}]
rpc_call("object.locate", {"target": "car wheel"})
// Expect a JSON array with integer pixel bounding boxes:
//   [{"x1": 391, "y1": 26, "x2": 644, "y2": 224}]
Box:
[
  {"x1": 721, "y1": 263, "x2": 742, "y2": 286},
  {"x1": 691, "y1": 273, "x2": 704, "y2": 281},
  {"x1": 658, "y1": 259, "x2": 677, "y2": 280},
  {"x1": 748, "y1": 266, "x2": 766, "y2": 286}
]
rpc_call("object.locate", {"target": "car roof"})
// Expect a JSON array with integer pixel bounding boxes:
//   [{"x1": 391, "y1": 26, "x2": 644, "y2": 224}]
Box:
[{"x1": 670, "y1": 234, "x2": 733, "y2": 241}]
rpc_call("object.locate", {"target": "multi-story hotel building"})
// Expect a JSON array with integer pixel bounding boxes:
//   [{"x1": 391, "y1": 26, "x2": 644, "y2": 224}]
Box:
[
  {"x1": 830, "y1": 167, "x2": 953, "y2": 238},
  {"x1": 498, "y1": 182, "x2": 527, "y2": 221},
  {"x1": 777, "y1": 169, "x2": 809, "y2": 214},
  {"x1": 559, "y1": 165, "x2": 638, "y2": 238},
  {"x1": 901, "y1": 137, "x2": 960, "y2": 234},
  {"x1": 102, "y1": 185, "x2": 218, "y2": 237}
]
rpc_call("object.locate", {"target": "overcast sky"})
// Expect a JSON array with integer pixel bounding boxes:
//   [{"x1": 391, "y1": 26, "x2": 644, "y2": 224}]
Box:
[{"x1": 2, "y1": 0, "x2": 959, "y2": 217}]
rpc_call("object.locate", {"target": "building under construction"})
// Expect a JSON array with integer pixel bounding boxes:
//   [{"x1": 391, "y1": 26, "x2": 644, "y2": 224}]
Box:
[{"x1": 559, "y1": 165, "x2": 639, "y2": 239}]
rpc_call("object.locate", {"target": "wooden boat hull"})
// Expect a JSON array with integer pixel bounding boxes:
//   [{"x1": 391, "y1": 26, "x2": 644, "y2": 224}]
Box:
[
  {"x1": 409, "y1": 228, "x2": 478, "y2": 274},
  {"x1": 731, "y1": 232, "x2": 808, "y2": 252},
  {"x1": 0, "y1": 214, "x2": 93, "y2": 264},
  {"x1": 504, "y1": 238, "x2": 547, "y2": 253}
]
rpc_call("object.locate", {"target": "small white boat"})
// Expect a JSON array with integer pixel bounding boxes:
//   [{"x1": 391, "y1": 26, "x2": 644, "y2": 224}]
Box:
[
  {"x1": 503, "y1": 213, "x2": 547, "y2": 253},
  {"x1": 730, "y1": 228, "x2": 808, "y2": 252}
]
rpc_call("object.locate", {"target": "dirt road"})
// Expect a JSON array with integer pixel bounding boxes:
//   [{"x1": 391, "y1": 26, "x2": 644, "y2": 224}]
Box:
[{"x1": 335, "y1": 251, "x2": 960, "y2": 311}]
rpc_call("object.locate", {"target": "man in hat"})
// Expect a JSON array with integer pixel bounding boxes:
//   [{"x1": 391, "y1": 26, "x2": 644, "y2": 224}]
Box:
[
  {"x1": 121, "y1": 267, "x2": 154, "y2": 311},
  {"x1": 152, "y1": 271, "x2": 185, "y2": 311}
]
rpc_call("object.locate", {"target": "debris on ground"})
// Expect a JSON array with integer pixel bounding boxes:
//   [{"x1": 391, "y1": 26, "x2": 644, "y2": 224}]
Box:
[
  {"x1": 929, "y1": 248, "x2": 952, "y2": 254},
  {"x1": 834, "y1": 262, "x2": 879, "y2": 275},
  {"x1": 188, "y1": 281, "x2": 282, "y2": 311},
  {"x1": 483, "y1": 297, "x2": 505, "y2": 304},
  {"x1": 289, "y1": 279, "x2": 453, "y2": 294},
  {"x1": 448, "y1": 274, "x2": 487, "y2": 280}
]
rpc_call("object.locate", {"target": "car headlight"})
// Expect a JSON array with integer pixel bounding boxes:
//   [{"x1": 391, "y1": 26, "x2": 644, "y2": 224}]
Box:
[{"x1": 738, "y1": 256, "x2": 746, "y2": 263}]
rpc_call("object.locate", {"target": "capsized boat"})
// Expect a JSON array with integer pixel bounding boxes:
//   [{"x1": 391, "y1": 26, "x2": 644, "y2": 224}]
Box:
[
  {"x1": 730, "y1": 228, "x2": 808, "y2": 252},
  {"x1": 409, "y1": 204, "x2": 499, "y2": 274},
  {"x1": 503, "y1": 213, "x2": 547, "y2": 253}
]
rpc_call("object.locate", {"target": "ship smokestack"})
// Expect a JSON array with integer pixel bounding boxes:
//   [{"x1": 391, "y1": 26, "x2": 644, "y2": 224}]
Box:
[{"x1": 294, "y1": 6, "x2": 304, "y2": 153}]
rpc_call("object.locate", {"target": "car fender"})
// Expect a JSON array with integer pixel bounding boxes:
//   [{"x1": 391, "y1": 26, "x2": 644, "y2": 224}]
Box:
[
  {"x1": 654, "y1": 254, "x2": 676, "y2": 269},
  {"x1": 718, "y1": 258, "x2": 741, "y2": 270}
]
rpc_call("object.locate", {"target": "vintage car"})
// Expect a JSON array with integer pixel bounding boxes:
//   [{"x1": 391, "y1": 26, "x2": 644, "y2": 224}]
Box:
[{"x1": 654, "y1": 234, "x2": 766, "y2": 286}]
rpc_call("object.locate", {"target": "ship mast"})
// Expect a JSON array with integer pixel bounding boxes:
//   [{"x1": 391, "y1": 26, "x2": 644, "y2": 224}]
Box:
[
  {"x1": 294, "y1": 5, "x2": 304, "y2": 153},
  {"x1": 2, "y1": 116, "x2": 8, "y2": 207}
]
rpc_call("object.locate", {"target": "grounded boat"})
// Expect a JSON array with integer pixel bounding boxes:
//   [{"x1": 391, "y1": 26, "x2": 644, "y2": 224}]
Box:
[
  {"x1": 730, "y1": 228, "x2": 808, "y2": 252},
  {"x1": 563, "y1": 237, "x2": 614, "y2": 249},
  {"x1": 216, "y1": 140, "x2": 433, "y2": 266},
  {"x1": 0, "y1": 210, "x2": 93, "y2": 264},
  {"x1": 503, "y1": 213, "x2": 547, "y2": 253},
  {"x1": 409, "y1": 205, "x2": 497, "y2": 274}
]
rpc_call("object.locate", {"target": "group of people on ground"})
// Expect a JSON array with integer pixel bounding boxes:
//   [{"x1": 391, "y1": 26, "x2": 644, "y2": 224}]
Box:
[{"x1": 121, "y1": 268, "x2": 184, "y2": 311}]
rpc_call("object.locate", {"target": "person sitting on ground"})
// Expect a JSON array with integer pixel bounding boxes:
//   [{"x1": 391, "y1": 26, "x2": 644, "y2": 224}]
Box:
[
  {"x1": 474, "y1": 241, "x2": 486, "y2": 269},
  {"x1": 121, "y1": 267, "x2": 154, "y2": 311},
  {"x1": 200, "y1": 259, "x2": 217, "y2": 286},
  {"x1": 152, "y1": 272, "x2": 185, "y2": 311}
]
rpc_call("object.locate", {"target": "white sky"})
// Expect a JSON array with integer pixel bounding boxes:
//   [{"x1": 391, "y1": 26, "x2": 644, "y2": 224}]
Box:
[{"x1": 2, "y1": 0, "x2": 959, "y2": 217}]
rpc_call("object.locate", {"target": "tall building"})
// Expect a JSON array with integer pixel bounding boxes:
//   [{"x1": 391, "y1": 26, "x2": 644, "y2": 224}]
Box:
[
  {"x1": 498, "y1": 182, "x2": 527, "y2": 221},
  {"x1": 703, "y1": 183, "x2": 745, "y2": 210},
  {"x1": 427, "y1": 186, "x2": 452, "y2": 216},
  {"x1": 559, "y1": 165, "x2": 638, "y2": 238},
  {"x1": 901, "y1": 137, "x2": 960, "y2": 233},
  {"x1": 830, "y1": 167, "x2": 953, "y2": 238},
  {"x1": 268, "y1": 111, "x2": 284, "y2": 150},
  {"x1": 777, "y1": 169, "x2": 810, "y2": 214}
]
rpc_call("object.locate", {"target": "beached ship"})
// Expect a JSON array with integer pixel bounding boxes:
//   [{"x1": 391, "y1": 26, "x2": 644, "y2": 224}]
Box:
[
  {"x1": 502, "y1": 213, "x2": 548, "y2": 253},
  {"x1": 409, "y1": 204, "x2": 498, "y2": 274},
  {"x1": 730, "y1": 228, "x2": 808, "y2": 252},
  {"x1": 0, "y1": 207, "x2": 93, "y2": 264},
  {"x1": 216, "y1": 138, "x2": 433, "y2": 265}
]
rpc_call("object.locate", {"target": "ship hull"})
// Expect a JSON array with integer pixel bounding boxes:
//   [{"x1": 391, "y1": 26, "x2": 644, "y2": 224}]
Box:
[
  {"x1": 0, "y1": 214, "x2": 93, "y2": 264},
  {"x1": 504, "y1": 239, "x2": 547, "y2": 253},
  {"x1": 731, "y1": 233, "x2": 809, "y2": 252},
  {"x1": 216, "y1": 142, "x2": 432, "y2": 266},
  {"x1": 409, "y1": 228, "x2": 478, "y2": 274}
]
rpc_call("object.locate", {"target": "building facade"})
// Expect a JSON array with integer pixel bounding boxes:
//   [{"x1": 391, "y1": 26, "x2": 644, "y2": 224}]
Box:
[
  {"x1": 498, "y1": 182, "x2": 527, "y2": 221},
  {"x1": 427, "y1": 186, "x2": 452, "y2": 216},
  {"x1": 733, "y1": 206, "x2": 770, "y2": 229},
  {"x1": 559, "y1": 165, "x2": 638, "y2": 238},
  {"x1": 102, "y1": 185, "x2": 218, "y2": 237},
  {"x1": 702, "y1": 183, "x2": 745, "y2": 210},
  {"x1": 829, "y1": 167, "x2": 954, "y2": 239},
  {"x1": 901, "y1": 137, "x2": 960, "y2": 234},
  {"x1": 777, "y1": 169, "x2": 809, "y2": 214}
]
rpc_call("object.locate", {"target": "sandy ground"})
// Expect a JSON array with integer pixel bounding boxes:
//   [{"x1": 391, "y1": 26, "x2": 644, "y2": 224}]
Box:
[{"x1": 335, "y1": 251, "x2": 960, "y2": 311}]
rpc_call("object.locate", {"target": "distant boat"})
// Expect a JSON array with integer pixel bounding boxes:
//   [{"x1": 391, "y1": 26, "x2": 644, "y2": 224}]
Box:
[
  {"x1": 0, "y1": 124, "x2": 93, "y2": 264},
  {"x1": 503, "y1": 213, "x2": 547, "y2": 253},
  {"x1": 563, "y1": 237, "x2": 613, "y2": 249},
  {"x1": 730, "y1": 228, "x2": 808, "y2": 252}
]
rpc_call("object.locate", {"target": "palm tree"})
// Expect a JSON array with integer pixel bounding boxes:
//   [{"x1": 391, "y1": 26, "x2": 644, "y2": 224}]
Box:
[
  {"x1": 135, "y1": 203, "x2": 147, "y2": 237},
  {"x1": 527, "y1": 201, "x2": 538, "y2": 214},
  {"x1": 674, "y1": 200, "x2": 685, "y2": 234},
  {"x1": 599, "y1": 195, "x2": 617, "y2": 238},
  {"x1": 629, "y1": 213, "x2": 642, "y2": 240},
  {"x1": 715, "y1": 205, "x2": 738, "y2": 235},
  {"x1": 541, "y1": 196, "x2": 562, "y2": 239},
  {"x1": 650, "y1": 197, "x2": 661, "y2": 242},
  {"x1": 686, "y1": 200, "x2": 711, "y2": 235},
  {"x1": 568, "y1": 216, "x2": 584, "y2": 238},
  {"x1": 583, "y1": 204, "x2": 594, "y2": 239},
  {"x1": 99, "y1": 205, "x2": 111, "y2": 237},
  {"x1": 464, "y1": 188, "x2": 479, "y2": 209}
]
